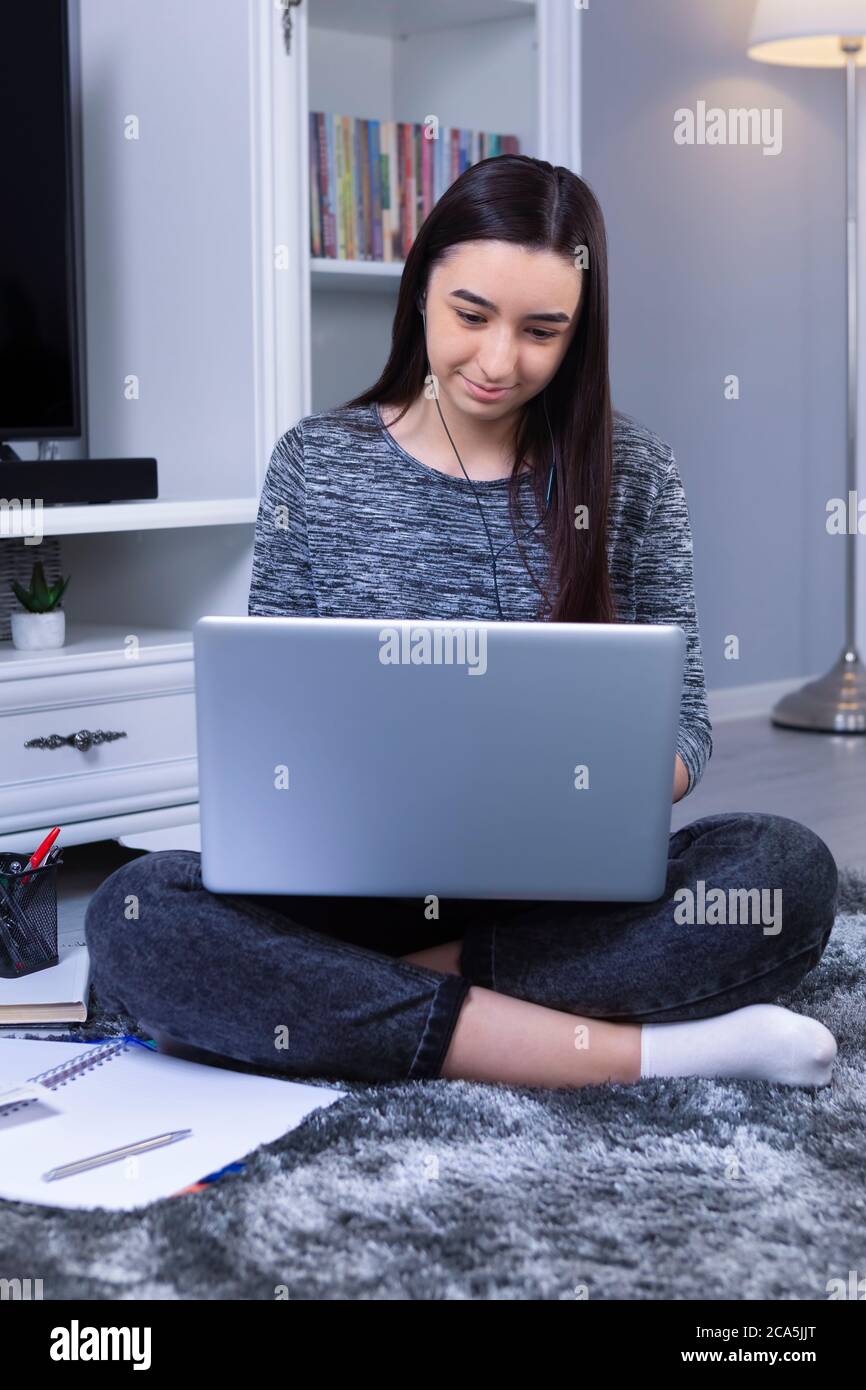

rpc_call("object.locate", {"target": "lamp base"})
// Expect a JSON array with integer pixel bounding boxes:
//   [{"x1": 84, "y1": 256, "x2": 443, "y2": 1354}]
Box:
[{"x1": 770, "y1": 649, "x2": 866, "y2": 733}]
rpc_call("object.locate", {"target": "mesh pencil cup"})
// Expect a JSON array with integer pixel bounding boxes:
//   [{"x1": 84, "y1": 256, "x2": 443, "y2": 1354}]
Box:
[{"x1": 0, "y1": 851, "x2": 63, "y2": 978}]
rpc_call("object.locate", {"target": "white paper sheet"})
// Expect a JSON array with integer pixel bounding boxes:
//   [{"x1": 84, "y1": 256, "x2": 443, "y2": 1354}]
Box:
[{"x1": 0, "y1": 1039, "x2": 346, "y2": 1210}]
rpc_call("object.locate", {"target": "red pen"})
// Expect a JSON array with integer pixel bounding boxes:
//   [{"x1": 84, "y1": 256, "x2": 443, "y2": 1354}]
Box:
[{"x1": 20, "y1": 826, "x2": 61, "y2": 885}]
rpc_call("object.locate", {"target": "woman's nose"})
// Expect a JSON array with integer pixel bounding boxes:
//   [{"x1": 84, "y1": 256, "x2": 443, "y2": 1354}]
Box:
[{"x1": 476, "y1": 332, "x2": 518, "y2": 381}]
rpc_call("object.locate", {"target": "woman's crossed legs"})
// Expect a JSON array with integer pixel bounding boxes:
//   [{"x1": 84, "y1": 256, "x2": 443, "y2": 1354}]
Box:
[
  {"x1": 405, "y1": 811, "x2": 839, "y2": 1088},
  {"x1": 83, "y1": 812, "x2": 839, "y2": 1089}
]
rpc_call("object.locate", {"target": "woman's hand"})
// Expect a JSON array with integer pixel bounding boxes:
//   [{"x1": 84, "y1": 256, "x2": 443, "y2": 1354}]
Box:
[{"x1": 672, "y1": 753, "x2": 689, "y2": 803}]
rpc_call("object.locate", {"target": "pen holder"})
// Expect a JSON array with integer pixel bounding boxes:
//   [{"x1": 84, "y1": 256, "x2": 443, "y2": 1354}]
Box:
[{"x1": 0, "y1": 852, "x2": 63, "y2": 978}]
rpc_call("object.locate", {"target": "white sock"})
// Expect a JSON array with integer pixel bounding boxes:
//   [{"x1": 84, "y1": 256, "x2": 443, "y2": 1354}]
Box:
[{"x1": 640, "y1": 1003, "x2": 837, "y2": 1088}]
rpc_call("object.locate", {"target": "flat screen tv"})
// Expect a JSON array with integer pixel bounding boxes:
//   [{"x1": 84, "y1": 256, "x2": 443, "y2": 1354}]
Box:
[{"x1": 0, "y1": 0, "x2": 82, "y2": 446}]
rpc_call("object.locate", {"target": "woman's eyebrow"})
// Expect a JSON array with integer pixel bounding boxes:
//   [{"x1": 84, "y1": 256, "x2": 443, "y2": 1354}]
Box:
[{"x1": 449, "y1": 288, "x2": 572, "y2": 324}]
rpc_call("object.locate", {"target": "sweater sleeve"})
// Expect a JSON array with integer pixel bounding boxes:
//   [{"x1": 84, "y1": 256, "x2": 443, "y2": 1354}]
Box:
[
  {"x1": 248, "y1": 423, "x2": 318, "y2": 618},
  {"x1": 633, "y1": 449, "x2": 713, "y2": 797}
]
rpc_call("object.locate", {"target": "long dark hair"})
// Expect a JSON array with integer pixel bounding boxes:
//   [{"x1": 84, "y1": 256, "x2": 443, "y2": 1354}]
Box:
[{"x1": 340, "y1": 153, "x2": 617, "y2": 624}]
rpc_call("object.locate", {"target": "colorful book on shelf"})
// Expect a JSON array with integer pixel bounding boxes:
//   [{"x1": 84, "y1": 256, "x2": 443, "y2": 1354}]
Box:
[
  {"x1": 309, "y1": 111, "x2": 322, "y2": 258},
  {"x1": 310, "y1": 113, "x2": 520, "y2": 264}
]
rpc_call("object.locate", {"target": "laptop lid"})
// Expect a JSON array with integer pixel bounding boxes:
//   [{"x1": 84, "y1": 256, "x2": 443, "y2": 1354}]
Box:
[{"x1": 193, "y1": 616, "x2": 684, "y2": 902}]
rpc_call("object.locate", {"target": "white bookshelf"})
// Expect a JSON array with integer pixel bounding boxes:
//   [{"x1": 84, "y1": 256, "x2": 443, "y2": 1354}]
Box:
[
  {"x1": 310, "y1": 258, "x2": 404, "y2": 293},
  {"x1": 310, "y1": 0, "x2": 534, "y2": 38},
  {"x1": 0, "y1": 497, "x2": 259, "y2": 541},
  {"x1": 0, "y1": 0, "x2": 582, "y2": 848},
  {"x1": 0, "y1": 622, "x2": 192, "y2": 679},
  {"x1": 288, "y1": 0, "x2": 581, "y2": 415},
  {"x1": 259, "y1": 0, "x2": 583, "y2": 429},
  {"x1": 1, "y1": 0, "x2": 273, "y2": 682}
]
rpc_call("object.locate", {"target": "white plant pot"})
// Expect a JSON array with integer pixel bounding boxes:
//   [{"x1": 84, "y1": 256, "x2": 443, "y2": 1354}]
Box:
[{"x1": 10, "y1": 608, "x2": 66, "y2": 651}]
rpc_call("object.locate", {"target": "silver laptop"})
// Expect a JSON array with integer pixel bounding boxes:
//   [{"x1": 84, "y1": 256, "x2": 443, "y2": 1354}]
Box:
[{"x1": 193, "y1": 615, "x2": 685, "y2": 902}]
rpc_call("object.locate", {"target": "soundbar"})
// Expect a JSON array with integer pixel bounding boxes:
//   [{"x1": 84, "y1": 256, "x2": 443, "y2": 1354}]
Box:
[{"x1": 0, "y1": 458, "x2": 158, "y2": 506}]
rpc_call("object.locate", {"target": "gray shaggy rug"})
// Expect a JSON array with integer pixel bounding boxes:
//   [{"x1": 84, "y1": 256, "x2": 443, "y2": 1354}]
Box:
[{"x1": 1, "y1": 869, "x2": 865, "y2": 1302}]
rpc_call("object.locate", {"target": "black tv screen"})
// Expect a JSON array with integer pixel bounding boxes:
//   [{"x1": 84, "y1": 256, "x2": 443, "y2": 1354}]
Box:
[{"x1": 0, "y1": 0, "x2": 81, "y2": 441}]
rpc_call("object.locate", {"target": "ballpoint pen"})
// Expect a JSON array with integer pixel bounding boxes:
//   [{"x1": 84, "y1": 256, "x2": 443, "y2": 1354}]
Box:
[
  {"x1": 43, "y1": 1128, "x2": 193, "y2": 1182},
  {"x1": 20, "y1": 827, "x2": 61, "y2": 886},
  {"x1": 0, "y1": 833, "x2": 63, "y2": 970}
]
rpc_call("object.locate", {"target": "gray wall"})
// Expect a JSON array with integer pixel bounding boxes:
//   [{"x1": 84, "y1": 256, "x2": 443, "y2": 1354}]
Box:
[{"x1": 582, "y1": 0, "x2": 850, "y2": 691}]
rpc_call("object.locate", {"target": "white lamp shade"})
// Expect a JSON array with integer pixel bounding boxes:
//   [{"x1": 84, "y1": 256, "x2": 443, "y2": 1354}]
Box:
[{"x1": 748, "y1": 0, "x2": 866, "y2": 66}]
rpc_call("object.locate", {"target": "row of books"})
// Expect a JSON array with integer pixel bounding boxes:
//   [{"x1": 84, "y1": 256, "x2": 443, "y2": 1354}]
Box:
[{"x1": 309, "y1": 112, "x2": 520, "y2": 263}]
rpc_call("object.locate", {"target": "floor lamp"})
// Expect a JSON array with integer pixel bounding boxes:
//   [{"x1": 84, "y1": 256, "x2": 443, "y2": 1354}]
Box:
[{"x1": 748, "y1": 0, "x2": 866, "y2": 733}]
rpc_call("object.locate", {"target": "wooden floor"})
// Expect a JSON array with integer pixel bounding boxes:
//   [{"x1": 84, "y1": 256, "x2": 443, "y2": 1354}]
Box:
[{"x1": 671, "y1": 714, "x2": 866, "y2": 872}]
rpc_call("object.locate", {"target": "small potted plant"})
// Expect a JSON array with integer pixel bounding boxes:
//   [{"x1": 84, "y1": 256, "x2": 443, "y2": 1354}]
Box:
[{"x1": 9, "y1": 561, "x2": 70, "y2": 650}]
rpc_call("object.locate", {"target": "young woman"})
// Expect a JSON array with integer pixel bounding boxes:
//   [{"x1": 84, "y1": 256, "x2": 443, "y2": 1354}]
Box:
[{"x1": 85, "y1": 155, "x2": 839, "y2": 1091}]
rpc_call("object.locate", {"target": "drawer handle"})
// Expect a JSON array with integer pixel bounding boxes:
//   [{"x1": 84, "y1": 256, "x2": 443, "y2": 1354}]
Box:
[{"x1": 24, "y1": 729, "x2": 128, "y2": 753}]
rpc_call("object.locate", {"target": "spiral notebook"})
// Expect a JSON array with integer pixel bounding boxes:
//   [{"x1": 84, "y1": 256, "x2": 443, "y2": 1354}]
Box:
[{"x1": 0, "y1": 1038, "x2": 345, "y2": 1210}]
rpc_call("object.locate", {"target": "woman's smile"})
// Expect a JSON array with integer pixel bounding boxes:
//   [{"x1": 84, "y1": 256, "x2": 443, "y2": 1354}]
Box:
[{"x1": 458, "y1": 372, "x2": 514, "y2": 402}]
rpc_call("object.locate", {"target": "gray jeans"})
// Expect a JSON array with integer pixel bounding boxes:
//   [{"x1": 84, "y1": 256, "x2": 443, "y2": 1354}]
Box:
[{"x1": 83, "y1": 812, "x2": 838, "y2": 1084}]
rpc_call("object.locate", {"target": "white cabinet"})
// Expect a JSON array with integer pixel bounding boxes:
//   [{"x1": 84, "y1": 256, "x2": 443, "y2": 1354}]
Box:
[{"x1": 0, "y1": 626, "x2": 197, "y2": 848}]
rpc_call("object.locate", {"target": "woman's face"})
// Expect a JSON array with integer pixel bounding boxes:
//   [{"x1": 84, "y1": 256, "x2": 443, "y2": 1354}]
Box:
[{"x1": 422, "y1": 240, "x2": 582, "y2": 422}]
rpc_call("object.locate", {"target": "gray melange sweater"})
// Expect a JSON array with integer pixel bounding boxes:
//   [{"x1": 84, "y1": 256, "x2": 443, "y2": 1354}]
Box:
[{"x1": 248, "y1": 401, "x2": 713, "y2": 797}]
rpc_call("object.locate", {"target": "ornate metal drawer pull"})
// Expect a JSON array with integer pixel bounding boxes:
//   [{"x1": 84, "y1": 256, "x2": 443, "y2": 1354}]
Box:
[{"x1": 24, "y1": 729, "x2": 128, "y2": 752}]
